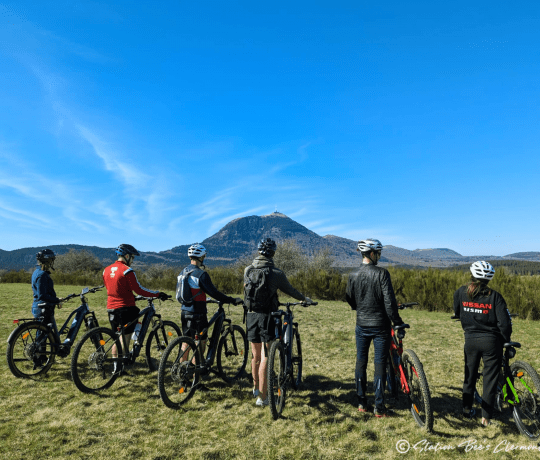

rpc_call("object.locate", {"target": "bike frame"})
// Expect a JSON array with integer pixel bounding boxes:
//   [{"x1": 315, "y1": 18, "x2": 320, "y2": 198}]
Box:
[
  {"x1": 271, "y1": 304, "x2": 296, "y2": 376},
  {"x1": 388, "y1": 328, "x2": 412, "y2": 395}
]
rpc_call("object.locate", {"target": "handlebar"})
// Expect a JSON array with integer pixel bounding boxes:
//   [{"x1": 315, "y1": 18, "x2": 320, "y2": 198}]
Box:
[
  {"x1": 277, "y1": 301, "x2": 318, "y2": 307},
  {"x1": 60, "y1": 285, "x2": 105, "y2": 303},
  {"x1": 398, "y1": 302, "x2": 418, "y2": 310},
  {"x1": 134, "y1": 294, "x2": 172, "y2": 302}
]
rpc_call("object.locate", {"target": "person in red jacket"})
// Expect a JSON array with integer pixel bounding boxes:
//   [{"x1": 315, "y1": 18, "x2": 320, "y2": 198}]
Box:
[{"x1": 103, "y1": 244, "x2": 168, "y2": 372}]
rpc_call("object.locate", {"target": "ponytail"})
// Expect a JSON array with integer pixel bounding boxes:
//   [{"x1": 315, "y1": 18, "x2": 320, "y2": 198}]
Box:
[{"x1": 466, "y1": 276, "x2": 491, "y2": 299}]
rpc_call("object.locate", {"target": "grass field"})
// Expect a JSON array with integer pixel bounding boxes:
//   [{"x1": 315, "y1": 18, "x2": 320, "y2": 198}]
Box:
[{"x1": 2, "y1": 283, "x2": 540, "y2": 459}]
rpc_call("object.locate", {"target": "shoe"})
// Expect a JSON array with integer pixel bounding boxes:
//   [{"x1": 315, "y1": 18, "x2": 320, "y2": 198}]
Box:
[
  {"x1": 374, "y1": 407, "x2": 393, "y2": 418},
  {"x1": 463, "y1": 408, "x2": 476, "y2": 419},
  {"x1": 253, "y1": 388, "x2": 260, "y2": 398},
  {"x1": 481, "y1": 417, "x2": 494, "y2": 427},
  {"x1": 256, "y1": 397, "x2": 269, "y2": 407},
  {"x1": 358, "y1": 404, "x2": 369, "y2": 413}
]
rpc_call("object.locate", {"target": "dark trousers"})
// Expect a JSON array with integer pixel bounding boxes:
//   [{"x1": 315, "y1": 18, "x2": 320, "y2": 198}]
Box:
[
  {"x1": 463, "y1": 335, "x2": 503, "y2": 419},
  {"x1": 355, "y1": 325, "x2": 391, "y2": 409}
]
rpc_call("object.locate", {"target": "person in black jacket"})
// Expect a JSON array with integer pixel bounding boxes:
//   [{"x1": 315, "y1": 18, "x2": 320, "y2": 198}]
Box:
[
  {"x1": 453, "y1": 261, "x2": 512, "y2": 426},
  {"x1": 346, "y1": 238, "x2": 403, "y2": 417}
]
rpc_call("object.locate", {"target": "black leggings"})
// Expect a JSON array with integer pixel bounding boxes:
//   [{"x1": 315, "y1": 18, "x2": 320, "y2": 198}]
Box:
[{"x1": 463, "y1": 335, "x2": 503, "y2": 419}]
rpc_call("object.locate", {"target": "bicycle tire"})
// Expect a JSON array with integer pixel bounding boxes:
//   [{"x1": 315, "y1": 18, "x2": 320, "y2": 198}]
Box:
[
  {"x1": 216, "y1": 324, "x2": 248, "y2": 384},
  {"x1": 158, "y1": 336, "x2": 200, "y2": 409},
  {"x1": 6, "y1": 322, "x2": 56, "y2": 378},
  {"x1": 70, "y1": 327, "x2": 121, "y2": 393},
  {"x1": 510, "y1": 360, "x2": 540, "y2": 440},
  {"x1": 290, "y1": 327, "x2": 302, "y2": 390},
  {"x1": 145, "y1": 320, "x2": 181, "y2": 371},
  {"x1": 402, "y1": 349, "x2": 433, "y2": 431},
  {"x1": 268, "y1": 340, "x2": 287, "y2": 420}
]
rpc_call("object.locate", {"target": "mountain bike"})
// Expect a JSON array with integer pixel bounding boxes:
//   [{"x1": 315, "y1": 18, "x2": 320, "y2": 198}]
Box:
[
  {"x1": 157, "y1": 299, "x2": 248, "y2": 409},
  {"x1": 267, "y1": 300, "x2": 317, "y2": 420},
  {"x1": 6, "y1": 286, "x2": 103, "y2": 378},
  {"x1": 70, "y1": 294, "x2": 180, "y2": 393},
  {"x1": 386, "y1": 302, "x2": 433, "y2": 431},
  {"x1": 469, "y1": 315, "x2": 540, "y2": 439}
]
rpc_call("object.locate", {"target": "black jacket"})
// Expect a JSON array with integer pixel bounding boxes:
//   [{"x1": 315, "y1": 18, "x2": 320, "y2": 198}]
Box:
[
  {"x1": 453, "y1": 285, "x2": 512, "y2": 343},
  {"x1": 346, "y1": 263, "x2": 403, "y2": 328}
]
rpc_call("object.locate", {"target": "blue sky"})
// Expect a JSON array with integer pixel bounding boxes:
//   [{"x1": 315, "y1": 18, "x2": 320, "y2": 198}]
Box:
[{"x1": 0, "y1": 1, "x2": 538, "y2": 256}]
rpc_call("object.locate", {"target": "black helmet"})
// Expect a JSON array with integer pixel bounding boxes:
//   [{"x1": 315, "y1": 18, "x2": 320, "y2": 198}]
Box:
[
  {"x1": 258, "y1": 238, "x2": 277, "y2": 257},
  {"x1": 36, "y1": 249, "x2": 56, "y2": 262},
  {"x1": 115, "y1": 244, "x2": 140, "y2": 257}
]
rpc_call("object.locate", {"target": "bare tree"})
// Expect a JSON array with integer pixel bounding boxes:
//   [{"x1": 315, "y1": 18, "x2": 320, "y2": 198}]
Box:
[
  {"x1": 55, "y1": 249, "x2": 103, "y2": 273},
  {"x1": 309, "y1": 247, "x2": 335, "y2": 272},
  {"x1": 273, "y1": 239, "x2": 308, "y2": 276}
]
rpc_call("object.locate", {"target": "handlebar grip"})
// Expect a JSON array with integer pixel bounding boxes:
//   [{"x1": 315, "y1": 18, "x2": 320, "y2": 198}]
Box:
[{"x1": 308, "y1": 301, "x2": 318, "y2": 306}]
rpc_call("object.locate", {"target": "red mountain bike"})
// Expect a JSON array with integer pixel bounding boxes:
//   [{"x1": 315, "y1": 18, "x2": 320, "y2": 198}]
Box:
[{"x1": 386, "y1": 302, "x2": 433, "y2": 431}]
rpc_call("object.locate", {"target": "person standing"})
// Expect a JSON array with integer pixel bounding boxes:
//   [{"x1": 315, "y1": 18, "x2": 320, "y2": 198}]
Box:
[
  {"x1": 453, "y1": 261, "x2": 512, "y2": 426},
  {"x1": 244, "y1": 238, "x2": 312, "y2": 407},
  {"x1": 103, "y1": 244, "x2": 168, "y2": 373},
  {"x1": 346, "y1": 238, "x2": 403, "y2": 417}
]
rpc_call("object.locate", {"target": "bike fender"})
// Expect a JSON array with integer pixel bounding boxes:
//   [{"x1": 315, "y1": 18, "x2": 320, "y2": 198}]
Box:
[{"x1": 7, "y1": 320, "x2": 43, "y2": 343}]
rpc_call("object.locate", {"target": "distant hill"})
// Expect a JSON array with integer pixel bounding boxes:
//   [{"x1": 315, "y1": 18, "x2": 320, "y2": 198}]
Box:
[{"x1": 1, "y1": 212, "x2": 538, "y2": 270}]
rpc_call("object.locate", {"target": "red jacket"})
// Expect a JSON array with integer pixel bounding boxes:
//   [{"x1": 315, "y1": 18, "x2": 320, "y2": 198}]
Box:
[{"x1": 103, "y1": 260, "x2": 159, "y2": 310}]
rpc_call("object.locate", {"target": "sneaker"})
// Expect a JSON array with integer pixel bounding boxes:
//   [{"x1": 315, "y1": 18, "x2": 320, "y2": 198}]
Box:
[
  {"x1": 374, "y1": 407, "x2": 393, "y2": 418},
  {"x1": 253, "y1": 388, "x2": 260, "y2": 398},
  {"x1": 256, "y1": 397, "x2": 269, "y2": 407},
  {"x1": 358, "y1": 404, "x2": 369, "y2": 413},
  {"x1": 463, "y1": 408, "x2": 476, "y2": 419}
]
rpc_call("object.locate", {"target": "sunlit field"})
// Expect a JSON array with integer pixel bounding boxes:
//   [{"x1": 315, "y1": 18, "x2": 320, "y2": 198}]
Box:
[{"x1": 2, "y1": 283, "x2": 540, "y2": 459}]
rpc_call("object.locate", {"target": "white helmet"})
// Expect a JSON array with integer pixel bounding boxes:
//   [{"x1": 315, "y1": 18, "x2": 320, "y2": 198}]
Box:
[
  {"x1": 357, "y1": 239, "x2": 383, "y2": 253},
  {"x1": 470, "y1": 261, "x2": 495, "y2": 280},
  {"x1": 188, "y1": 243, "x2": 207, "y2": 258}
]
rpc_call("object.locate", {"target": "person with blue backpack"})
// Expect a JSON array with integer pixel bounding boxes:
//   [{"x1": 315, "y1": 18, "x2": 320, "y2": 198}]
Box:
[
  {"x1": 176, "y1": 243, "x2": 243, "y2": 360},
  {"x1": 243, "y1": 238, "x2": 312, "y2": 407}
]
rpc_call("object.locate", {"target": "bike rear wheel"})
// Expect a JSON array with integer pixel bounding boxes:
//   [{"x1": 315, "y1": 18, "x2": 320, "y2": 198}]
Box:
[
  {"x1": 7, "y1": 322, "x2": 56, "y2": 378},
  {"x1": 217, "y1": 325, "x2": 248, "y2": 384},
  {"x1": 145, "y1": 320, "x2": 181, "y2": 371},
  {"x1": 158, "y1": 336, "x2": 200, "y2": 409},
  {"x1": 290, "y1": 327, "x2": 302, "y2": 390},
  {"x1": 70, "y1": 327, "x2": 121, "y2": 393},
  {"x1": 510, "y1": 360, "x2": 540, "y2": 439},
  {"x1": 268, "y1": 340, "x2": 287, "y2": 420},
  {"x1": 402, "y1": 349, "x2": 433, "y2": 431}
]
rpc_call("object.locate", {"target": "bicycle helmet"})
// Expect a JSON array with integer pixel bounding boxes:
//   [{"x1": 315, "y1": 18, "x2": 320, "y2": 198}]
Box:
[
  {"x1": 470, "y1": 261, "x2": 495, "y2": 280},
  {"x1": 357, "y1": 239, "x2": 383, "y2": 253},
  {"x1": 258, "y1": 238, "x2": 277, "y2": 257},
  {"x1": 115, "y1": 244, "x2": 140, "y2": 257},
  {"x1": 188, "y1": 243, "x2": 207, "y2": 258},
  {"x1": 36, "y1": 249, "x2": 56, "y2": 261}
]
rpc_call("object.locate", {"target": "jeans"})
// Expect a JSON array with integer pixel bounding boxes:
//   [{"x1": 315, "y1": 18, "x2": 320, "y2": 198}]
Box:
[
  {"x1": 32, "y1": 304, "x2": 58, "y2": 351},
  {"x1": 355, "y1": 325, "x2": 391, "y2": 409}
]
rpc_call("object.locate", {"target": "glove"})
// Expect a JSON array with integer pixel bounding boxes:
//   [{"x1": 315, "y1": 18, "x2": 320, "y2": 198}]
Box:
[
  {"x1": 158, "y1": 292, "x2": 170, "y2": 301},
  {"x1": 304, "y1": 297, "x2": 313, "y2": 305},
  {"x1": 233, "y1": 297, "x2": 244, "y2": 306}
]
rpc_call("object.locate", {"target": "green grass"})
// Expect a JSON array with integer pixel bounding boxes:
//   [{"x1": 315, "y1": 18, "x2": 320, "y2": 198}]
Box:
[{"x1": 2, "y1": 283, "x2": 540, "y2": 459}]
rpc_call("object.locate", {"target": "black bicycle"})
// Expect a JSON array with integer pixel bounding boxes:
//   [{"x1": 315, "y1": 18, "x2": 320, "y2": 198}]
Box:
[
  {"x1": 70, "y1": 294, "x2": 180, "y2": 393},
  {"x1": 157, "y1": 299, "x2": 248, "y2": 409},
  {"x1": 267, "y1": 300, "x2": 316, "y2": 420},
  {"x1": 6, "y1": 286, "x2": 103, "y2": 378},
  {"x1": 453, "y1": 314, "x2": 540, "y2": 439}
]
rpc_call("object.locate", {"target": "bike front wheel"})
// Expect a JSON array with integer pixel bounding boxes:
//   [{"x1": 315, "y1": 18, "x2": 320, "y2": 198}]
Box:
[
  {"x1": 158, "y1": 336, "x2": 200, "y2": 409},
  {"x1": 217, "y1": 325, "x2": 248, "y2": 384},
  {"x1": 511, "y1": 360, "x2": 540, "y2": 440},
  {"x1": 268, "y1": 340, "x2": 287, "y2": 420},
  {"x1": 145, "y1": 320, "x2": 181, "y2": 371},
  {"x1": 6, "y1": 322, "x2": 56, "y2": 378},
  {"x1": 402, "y1": 349, "x2": 433, "y2": 432},
  {"x1": 70, "y1": 327, "x2": 121, "y2": 393}
]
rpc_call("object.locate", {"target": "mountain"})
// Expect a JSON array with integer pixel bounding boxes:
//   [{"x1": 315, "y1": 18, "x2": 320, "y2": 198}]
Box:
[{"x1": 1, "y1": 212, "x2": 538, "y2": 270}]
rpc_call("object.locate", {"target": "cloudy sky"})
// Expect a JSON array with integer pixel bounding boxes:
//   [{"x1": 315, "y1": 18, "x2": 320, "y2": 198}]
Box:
[{"x1": 1, "y1": 1, "x2": 538, "y2": 256}]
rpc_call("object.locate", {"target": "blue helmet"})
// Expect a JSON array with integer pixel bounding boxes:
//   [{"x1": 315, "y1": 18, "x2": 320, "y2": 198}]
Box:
[{"x1": 115, "y1": 244, "x2": 140, "y2": 257}]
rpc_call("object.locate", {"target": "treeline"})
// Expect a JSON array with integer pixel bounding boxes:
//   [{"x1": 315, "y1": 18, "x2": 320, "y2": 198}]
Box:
[
  {"x1": 2, "y1": 247, "x2": 539, "y2": 320},
  {"x1": 448, "y1": 259, "x2": 540, "y2": 275}
]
